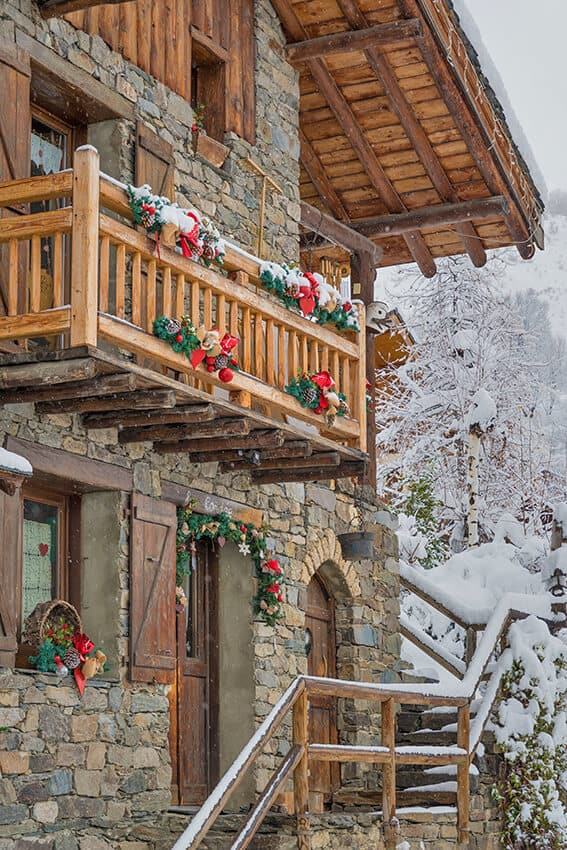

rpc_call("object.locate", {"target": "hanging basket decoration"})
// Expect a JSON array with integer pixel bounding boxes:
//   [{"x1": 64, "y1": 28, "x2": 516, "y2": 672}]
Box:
[
  {"x1": 25, "y1": 600, "x2": 106, "y2": 695},
  {"x1": 285, "y1": 370, "x2": 349, "y2": 427},
  {"x1": 176, "y1": 504, "x2": 286, "y2": 626},
  {"x1": 127, "y1": 184, "x2": 226, "y2": 268},
  {"x1": 338, "y1": 531, "x2": 375, "y2": 561},
  {"x1": 153, "y1": 316, "x2": 239, "y2": 383},
  {"x1": 259, "y1": 262, "x2": 359, "y2": 333}
]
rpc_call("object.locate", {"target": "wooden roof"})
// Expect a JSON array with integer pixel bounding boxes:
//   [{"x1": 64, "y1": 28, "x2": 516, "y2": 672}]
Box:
[{"x1": 274, "y1": 0, "x2": 544, "y2": 276}]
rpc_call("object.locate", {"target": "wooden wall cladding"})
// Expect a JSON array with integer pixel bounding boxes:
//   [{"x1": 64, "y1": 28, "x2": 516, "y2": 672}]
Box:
[{"x1": 65, "y1": 0, "x2": 255, "y2": 142}]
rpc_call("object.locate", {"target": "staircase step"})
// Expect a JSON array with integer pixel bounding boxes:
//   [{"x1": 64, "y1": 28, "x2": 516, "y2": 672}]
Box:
[{"x1": 398, "y1": 729, "x2": 458, "y2": 747}]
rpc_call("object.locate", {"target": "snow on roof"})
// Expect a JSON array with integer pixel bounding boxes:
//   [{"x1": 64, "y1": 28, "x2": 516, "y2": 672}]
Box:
[{"x1": 0, "y1": 447, "x2": 32, "y2": 476}]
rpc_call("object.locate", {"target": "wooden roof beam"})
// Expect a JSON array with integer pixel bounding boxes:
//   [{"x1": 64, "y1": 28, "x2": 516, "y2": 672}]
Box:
[
  {"x1": 300, "y1": 128, "x2": 350, "y2": 222},
  {"x1": 39, "y1": 0, "x2": 129, "y2": 18},
  {"x1": 286, "y1": 20, "x2": 422, "y2": 64},
  {"x1": 354, "y1": 195, "x2": 508, "y2": 239},
  {"x1": 301, "y1": 201, "x2": 382, "y2": 263},
  {"x1": 335, "y1": 0, "x2": 487, "y2": 268},
  {"x1": 397, "y1": 0, "x2": 536, "y2": 259},
  {"x1": 271, "y1": 0, "x2": 437, "y2": 278}
]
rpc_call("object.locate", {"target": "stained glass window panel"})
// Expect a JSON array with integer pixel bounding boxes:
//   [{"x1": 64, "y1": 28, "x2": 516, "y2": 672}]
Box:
[{"x1": 22, "y1": 500, "x2": 58, "y2": 621}]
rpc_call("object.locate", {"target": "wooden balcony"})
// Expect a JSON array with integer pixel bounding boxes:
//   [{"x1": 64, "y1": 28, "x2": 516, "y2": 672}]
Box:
[{"x1": 0, "y1": 148, "x2": 367, "y2": 483}]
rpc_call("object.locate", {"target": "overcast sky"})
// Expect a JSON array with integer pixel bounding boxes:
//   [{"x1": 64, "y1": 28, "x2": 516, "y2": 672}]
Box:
[{"x1": 463, "y1": 0, "x2": 567, "y2": 192}]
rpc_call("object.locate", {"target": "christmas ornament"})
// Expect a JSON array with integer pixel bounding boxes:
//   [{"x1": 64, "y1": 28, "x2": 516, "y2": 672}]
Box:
[
  {"x1": 286, "y1": 371, "x2": 349, "y2": 426},
  {"x1": 154, "y1": 316, "x2": 239, "y2": 382},
  {"x1": 63, "y1": 646, "x2": 81, "y2": 670}
]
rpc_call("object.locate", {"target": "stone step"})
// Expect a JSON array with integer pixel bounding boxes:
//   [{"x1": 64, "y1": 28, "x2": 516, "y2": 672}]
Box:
[
  {"x1": 396, "y1": 765, "x2": 479, "y2": 793},
  {"x1": 397, "y1": 787, "x2": 457, "y2": 808},
  {"x1": 397, "y1": 728, "x2": 458, "y2": 747}
]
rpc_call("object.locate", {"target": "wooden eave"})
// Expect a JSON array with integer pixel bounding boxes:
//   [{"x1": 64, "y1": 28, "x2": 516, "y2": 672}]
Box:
[{"x1": 274, "y1": 0, "x2": 544, "y2": 276}]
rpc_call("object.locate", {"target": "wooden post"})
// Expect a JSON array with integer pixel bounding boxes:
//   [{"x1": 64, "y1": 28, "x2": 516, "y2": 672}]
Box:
[
  {"x1": 351, "y1": 250, "x2": 376, "y2": 484},
  {"x1": 381, "y1": 698, "x2": 397, "y2": 849},
  {"x1": 70, "y1": 146, "x2": 100, "y2": 348},
  {"x1": 355, "y1": 301, "x2": 367, "y2": 454},
  {"x1": 228, "y1": 271, "x2": 252, "y2": 408},
  {"x1": 292, "y1": 690, "x2": 311, "y2": 850},
  {"x1": 457, "y1": 704, "x2": 470, "y2": 847},
  {"x1": 465, "y1": 628, "x2": 477, "y2": 668}
]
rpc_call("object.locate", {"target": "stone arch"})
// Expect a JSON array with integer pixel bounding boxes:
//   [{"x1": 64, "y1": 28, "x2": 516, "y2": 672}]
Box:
[{"x1": 300, "y1": 528, "x2": 361, "y2": 599}]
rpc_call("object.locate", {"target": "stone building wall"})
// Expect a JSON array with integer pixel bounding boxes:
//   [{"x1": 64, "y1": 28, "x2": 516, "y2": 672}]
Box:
[{"x1": 0, "y1": 0, "x2": 300, "y2": 262}]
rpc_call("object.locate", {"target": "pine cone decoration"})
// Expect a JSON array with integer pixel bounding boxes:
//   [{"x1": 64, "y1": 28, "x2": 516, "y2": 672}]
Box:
[
  {"x1": 213, "y1": 353, "x2": 230, "y2": 371},
  {"x1": 338, "y1": 399, "x2": 349, "y2": 416},
  {"x1": 164, "y1": 318, "x2": 181, "y2": 336},
  {"x1": 141, "y1": 211, "x2": 154, "y2": 228},
  {"x1": 62, "y1": 646, "x2": 81, "y2": 670},
  {"x1": 301, "y1": 385, "x2": 318, "y2": 406}
]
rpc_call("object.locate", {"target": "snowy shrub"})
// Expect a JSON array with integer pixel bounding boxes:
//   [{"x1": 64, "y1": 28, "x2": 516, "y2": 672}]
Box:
[
  {"x1": 493, "y1": 616, "x2": 567, "y2": 850},
  {"x1": 396, "y1": 474, "x2": 447, "y2": 569}
]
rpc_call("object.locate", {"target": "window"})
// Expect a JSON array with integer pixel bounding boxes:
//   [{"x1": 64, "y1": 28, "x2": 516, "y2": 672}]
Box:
[{"x1": 190, "y1": 27, "x2": 228, "y2": 143}]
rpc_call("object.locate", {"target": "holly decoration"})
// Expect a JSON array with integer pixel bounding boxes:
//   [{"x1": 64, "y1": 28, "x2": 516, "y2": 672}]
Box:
[
  {"x1": 127, "y1": 184, "x2": 226, "y2": 269},
  {"x1": 285, "y1": 370, "x2": 349, "y2": 427},
  {"x1": 153, "y1": 316, "x2": 239, "y2": 383},
  {"x1": 176, "y1": 504, "x2": 286, "y2": 626},
  {"x1": 30, "y1": 623, "x2": 107, "y2": 695},
  {"x1": 259, "y1": 262, "x2": 359, "y2": 332},
  {"x1": 191, "y1": 102, "x2": 206, "y2": 132}
]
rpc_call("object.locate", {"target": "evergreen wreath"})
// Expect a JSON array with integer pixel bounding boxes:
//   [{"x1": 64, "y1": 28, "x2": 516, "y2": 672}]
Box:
[
  {"x1": 176, "y1": 504, "x2": 286, "y2": 626},
  {"x1": 153, "y1": 316, "x2": 239, "y2": 383},
  {"x1": 259, "y1": 262, "x2": 360, "y2": 333},
  {"x1": 127, "y1": 184, "x2": 226, "y2": 268},
  {"x1": 285, "y1": 370, "x2": 349, "y2": 427}
]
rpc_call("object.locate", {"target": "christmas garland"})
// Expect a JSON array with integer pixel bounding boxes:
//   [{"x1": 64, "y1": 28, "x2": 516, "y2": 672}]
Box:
[
  {"x1": 153, "y1": 316, "x2": 239, "y2": 382},
  {"x1": 127, "y1": 184, "x2": 226, "y2": 268},
  {"x1": 30, "y1": 617, "x2": 106, "y2": 696},
  {"x1": 285, "y1": 370, "x2": 349, "y2": 427},
  {"x1": 176, "y1": 505, "x2": 286, "y2": 626},
  {"x1": 259, "y1": 262, "x2": 359, "y2": 333}
]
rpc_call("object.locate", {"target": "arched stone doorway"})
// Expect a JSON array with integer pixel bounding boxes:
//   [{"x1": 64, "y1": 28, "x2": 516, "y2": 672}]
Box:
[{"x1": 305, "y1": 571, "x2": 340, "y2": 811}]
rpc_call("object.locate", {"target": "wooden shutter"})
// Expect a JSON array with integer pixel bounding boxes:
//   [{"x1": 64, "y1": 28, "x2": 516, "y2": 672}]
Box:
[
  {"x1": 135, "y1": 122, "x2": 175, "y2": 199},
  {"x1": 0, "y1": 489, "x2": 22, "y2": 667},
  {"x1": 0, "y1": 42, "x2": 31, "y2": 320},
  {"x1": 130, "y1": 493, "x2": 177, "y2": 683}
]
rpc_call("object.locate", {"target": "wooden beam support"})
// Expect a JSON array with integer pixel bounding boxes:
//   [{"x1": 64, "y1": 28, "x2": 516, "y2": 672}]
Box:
[
  {"x1": 250, "y1": 460, "x2": 365, "y2": 484},
  {"x1": 36, "y1": 389, "x2": 177, "y2": 416},
  {"x1": 0, "y1": 372, "x2": 138, "y2": 405},
  {"x1": 301, "y1": 202, "x2": 381, "y2": 263},
  {"x1": 39, "y1": 0, "x2": 131, "y2": 18},
  {"x1": 300, "y1": 129, "x2": 350, "y2": 221},
  {"x1": 119, "y1": 417, "x2": 250, "y2": 445},
  {"x1": 272, "y1": 0, "x2": 436, "y2": 277},
  {"x1": 336, "y1": 0, "x2": 485, "y2": 267},
  {"x1": 187, "y1": 440, "x2": 312, "y2": 465},
  {"x1": 0, "y1": 358, "x2": 97, "y2": 389},
  {"x1": 353, "y1": 196, "x2": 508, "y2": 239},
  {"x1": 286, "y1": 19, "x2": 422, "y2": 64},
  {"x1": 83, "y1": 404, "x2": 215, "y2": 430},
  {"x1": 397, "y1": 0, "x2": 536, "y2": 259},
  {"x1": 221, "y1": 451, "x2": 340, "y2": 473},
  {"x1": 155, "y1": 429, "x2": 286, "y2": 454}
]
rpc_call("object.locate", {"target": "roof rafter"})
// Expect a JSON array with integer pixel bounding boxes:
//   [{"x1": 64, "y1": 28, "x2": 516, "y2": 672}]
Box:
[
  {"x1": 39, "y1": 0, "x2": 128, "y2": 18},
  {"x1": 335, "y1": 0, "x2": 487, "y2": 268},
  {"x1": 299, "y1": 128, "x2": 350, "y2": 222},
  {"x1": 271, "y1": 0, "x2": 437, "y2": 278},
  {"x1": 300, "y1": 201, "x2": 382, "y2": 263},
  {"x1": 286, "y1": 19, "x2": 422, "y2": 64}
]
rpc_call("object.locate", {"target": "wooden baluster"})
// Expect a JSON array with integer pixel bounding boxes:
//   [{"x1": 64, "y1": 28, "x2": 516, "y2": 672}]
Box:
[
  {"x1": 288, "y1": 330, "x2": 298, "y2": 380},
  {"x1": 355, "y1": 302, "x2": 367, "y2": 452},
  {"x1": 98, "y1": 235, "x2": 109, "y2": 312},
  {"x1": 175, "y1": 273, "x2": 185, "y2": 317},
  {"x1": 277, "y1": 325, "x2": 286, "y2": 388},
  {"x1": 292, "y1": 690, "x2": 311, "y2": 850},
  {"x1": 308, "y1": 340, "x2": 319, "y2": 374},
  {"x1": 254, "y1": 312, "x2": 264, "y2": 381},
  {"x1": 203, "y1": 287, "x2": 212, "y2": 329},
  {"x1": 115, "y1": 243, "x2": 126, "y2": 319},
  {"x1": 30, "y1": 236, "x2": 40, "y2": 313},
  {"x1": 131, "y1": 252, "x2": 142, "y2": 327},
  {"x1": 320, "y1": 346, "x2": 329, "y2": 373},
  {"x1": 381, "y1": 698, "x2": 397, "y2": 850},
  {"x1": 300, "y1": 336, "x2": 308, "y2": 374},
  {"x1": 331, "y1": 350, "x2": 339, "y2": 384},
  {"x1": 341, "y1": 356, "x2": 351, "y2": 405},
  {"x1": 162, "y1": 266, "x2": 172, "y2": 317},
  {"x1": 242, "y1": 306, "x2": 252, "y2": 373},
  {"x1": 70, "y1": 146, "x2": 100, "y2": 347},
  {"x1": 8, "y1": 240, "x2": 18, "y2": 316},
  {"x1": 229, "y1": 300, "x2": 238, "y2": 337},
  {"x1": 465, "y1": 628, "x2": 477, "y2": 667},
  {"x1": 457, "y1": 705, "x2": 470, "y2": 846},
  {"x1": 146, "y1": 258, "x2": 157, "y2": 331},
  {"x1": 191, "y1": 279, "x2": 200, "y2": 326},
  {"x1": 216, "y1": 293, "x2": 226, "y2": 334},
  {"x1": 266, "y1": 318, "x2": 275, "y2": 385}
]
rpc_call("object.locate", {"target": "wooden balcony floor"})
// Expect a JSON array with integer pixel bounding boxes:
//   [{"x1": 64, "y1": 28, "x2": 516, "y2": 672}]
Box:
[{"x1": 0, "y1": 346, "x2": 367, "y2": 484}]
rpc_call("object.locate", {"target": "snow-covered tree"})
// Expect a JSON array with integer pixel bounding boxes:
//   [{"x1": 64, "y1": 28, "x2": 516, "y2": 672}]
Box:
[{"x1": 376, "y1": 255, "x2": 566, "y2": 546}]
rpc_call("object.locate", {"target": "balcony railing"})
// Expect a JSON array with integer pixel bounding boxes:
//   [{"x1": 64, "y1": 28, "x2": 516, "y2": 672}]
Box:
[{"x1": 0, "y1": 147, "x2": 366, "y2": 456}]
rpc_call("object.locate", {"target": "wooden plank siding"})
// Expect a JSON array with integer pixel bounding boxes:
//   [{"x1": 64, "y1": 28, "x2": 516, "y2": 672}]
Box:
[{"x1": 65, "y1": 0, "x2": 255, "y2": 141}]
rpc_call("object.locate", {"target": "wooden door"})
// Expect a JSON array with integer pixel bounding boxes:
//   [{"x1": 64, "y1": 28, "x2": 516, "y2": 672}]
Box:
[
  {"x1": 305, "y1": 573, "x2": 339, "y2": 810},
  {"x1": 170, "y1": 542, "x2": 218, "y2": 806}
]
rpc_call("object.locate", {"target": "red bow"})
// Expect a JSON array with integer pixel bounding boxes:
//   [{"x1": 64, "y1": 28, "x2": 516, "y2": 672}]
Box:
[
  {"x1": 220, "y1": 333, "x2": 239, "y2": 354},
  {"x1": 73, "y1": 631, "x2": 94, "y2": 659},
  {"x1": 262, "y1": 559, "x2": 282, "y2": 575},
  {"x1": 312, "y1": 371, "x2": 334, "y2": 390}
]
